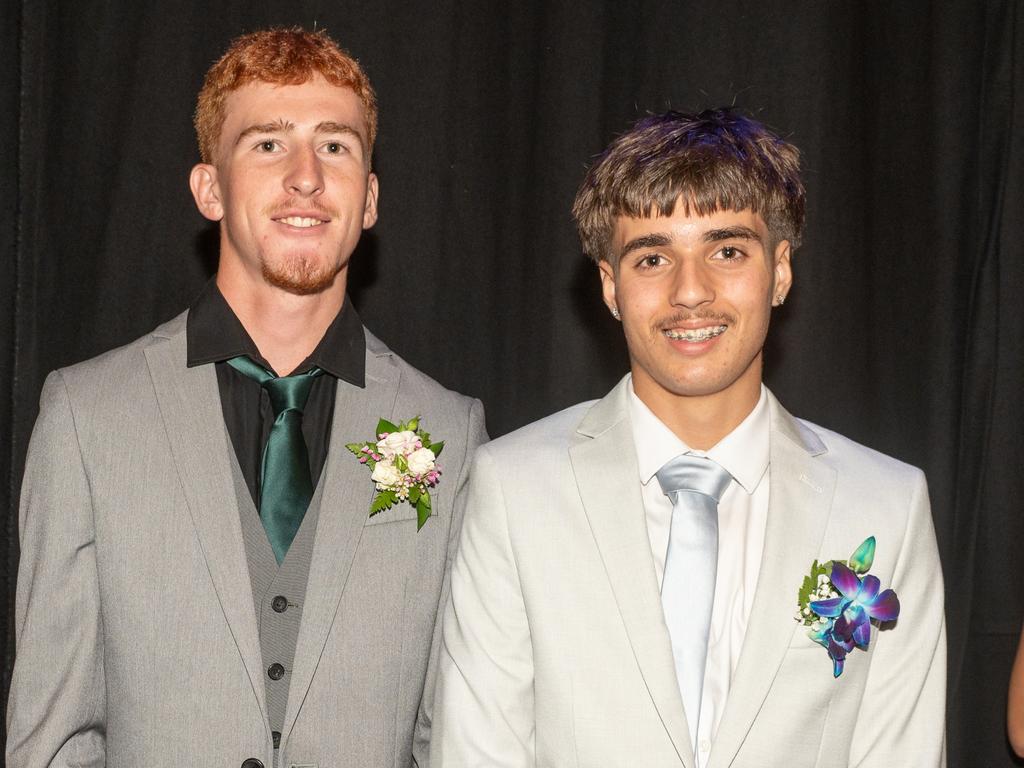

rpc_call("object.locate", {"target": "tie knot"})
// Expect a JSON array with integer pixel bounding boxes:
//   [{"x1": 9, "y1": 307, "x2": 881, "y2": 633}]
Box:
[
  {"x1": 655, "y1": 454, "x2": 732, "y2": 503},
  {"x1": 262, "y1": 372, "x2": 321, "y2": 415},
  {"x1": 227, "y1": 356, "x2": 323, "y2": 416}
]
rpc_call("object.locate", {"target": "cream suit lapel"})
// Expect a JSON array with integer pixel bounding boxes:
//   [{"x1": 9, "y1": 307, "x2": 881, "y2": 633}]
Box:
[
  {"x1": 144, "y1": 316, "x2": 268, "y2": 724},
  {"x1": 707, "y1": 392, "x2": 836, "y2": 768},
  {"x1": 571, "y1": 378, "x2": 695, "y2": 768},
  {"x1": 281, "y1": 332, "x2": 401, "y2": 742}
]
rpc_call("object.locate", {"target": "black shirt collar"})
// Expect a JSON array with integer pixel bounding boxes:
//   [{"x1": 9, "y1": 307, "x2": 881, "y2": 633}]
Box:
[{"x1": 185, "y1": 278, "x2": 366, "y2": 387}]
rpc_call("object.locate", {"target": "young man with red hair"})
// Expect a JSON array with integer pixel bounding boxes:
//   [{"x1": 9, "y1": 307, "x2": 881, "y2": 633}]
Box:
[{"x1": 7, "y1": 28, "x2": 485, "y2": 768}]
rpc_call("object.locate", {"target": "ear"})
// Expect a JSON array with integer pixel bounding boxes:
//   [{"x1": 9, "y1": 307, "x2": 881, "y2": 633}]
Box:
[
  {"x1": 772, "y1": 240, "x2": 793, "y2": 305},
  {"x1": 599, "y1": 259, "x2": 619, "y2": 315},
  {"x1": 189, "y1": 163, "x2": 224, "y2": 222},
  {"x1": 362, "y1": 172, "x2": 379, "y2": 229}
]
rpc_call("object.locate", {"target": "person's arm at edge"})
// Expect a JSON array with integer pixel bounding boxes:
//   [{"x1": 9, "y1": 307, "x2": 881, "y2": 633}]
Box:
[
  {"x1": 1007, "y1": 621, "x2": 1024, "y2": 757},
  {"x1": 6, "y1": 371, "x2": 107, "y2": 767}
]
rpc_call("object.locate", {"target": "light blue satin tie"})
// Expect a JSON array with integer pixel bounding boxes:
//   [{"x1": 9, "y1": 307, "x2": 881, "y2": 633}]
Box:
[{"x1": 656, "y1": 454, "x2": 732, "y2": 751}]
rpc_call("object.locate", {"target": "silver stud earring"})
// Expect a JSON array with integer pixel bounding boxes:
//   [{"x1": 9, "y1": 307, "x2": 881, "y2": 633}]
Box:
[{"x1": 610, "y1": 307, "x2": 621, "y2": 320}]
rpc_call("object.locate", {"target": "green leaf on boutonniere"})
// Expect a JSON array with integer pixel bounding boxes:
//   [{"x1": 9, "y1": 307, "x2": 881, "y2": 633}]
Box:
[
  {"x1": 430, "y1": 440, "x2": 445, "y2": 458},
  {"x1": 370, "y1": 490, "x2": 397, "y2": 515},
  {"x1": 345, "y1": 442, "x2": 364, "y2": 457},
  {"x1": 406, "y1": 416, "x2": 420, "y2": 432},
  {"x1": 416, "y1": 494, "x2": 431, "y2": 530},
  {"x1": 408, "y1": 485, "x2": 422, "y2": 504},
  {"x1": 376, "y1": 418, "x2": 399, "y2": 436},
  {"x1": 797, "y1": 559, "x2": 832, "y2": 618}
]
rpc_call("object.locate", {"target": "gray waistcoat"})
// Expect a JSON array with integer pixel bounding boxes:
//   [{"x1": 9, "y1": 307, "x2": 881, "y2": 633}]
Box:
[{"x1": 230, "y1": 452, "x2": 324, "y2": 762}]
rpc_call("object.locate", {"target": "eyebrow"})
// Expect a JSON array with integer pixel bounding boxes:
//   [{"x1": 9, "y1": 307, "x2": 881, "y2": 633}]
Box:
[
  {"x1": 703, "y1": 226, "x2": 763, "y2": 244},
  {"x1": 233, "y1": 120, "x2": 365, "y2": 147},
  {"x1": 620, "y1": 233, "x2": 672, "y2": 258},
  {"x1": 314, "y1": 121, "x2": 363, "y2": 141},
  {"x1": 235, "y1": 120, "x2": 294, "y2": 146}
]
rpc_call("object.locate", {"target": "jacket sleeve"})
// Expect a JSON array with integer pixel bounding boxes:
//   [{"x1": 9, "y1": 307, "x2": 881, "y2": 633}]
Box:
[
  {"x1": 849, "y1": 470, "x2": 946, "y2": 767},
  {"x1": 412, "y1": 397, "x2": 488, "y2": 767},
  {"x1": 428, "y1": 443, "x2": 536, "y2": 768},
  {"x1": 6, "y1": 371, "x2": 107, "y2": 767}
]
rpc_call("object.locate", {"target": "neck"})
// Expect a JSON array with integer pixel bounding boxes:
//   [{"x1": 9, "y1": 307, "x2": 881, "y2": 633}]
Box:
[
  {"x1": 633, "y1": 366, "x2": 763, "y2": 451},
  {"x1": 216, "y1": 264, "x2": 347, "y2": 376}
]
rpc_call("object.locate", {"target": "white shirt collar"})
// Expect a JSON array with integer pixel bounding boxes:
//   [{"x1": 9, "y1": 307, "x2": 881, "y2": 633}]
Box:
[{"x1": 628, "y1": 377, "x2": 770, "y2": 494}]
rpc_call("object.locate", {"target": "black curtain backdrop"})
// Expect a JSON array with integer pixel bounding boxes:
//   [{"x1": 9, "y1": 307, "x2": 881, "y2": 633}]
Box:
[{"x1": 2, "y1": 1, "x2": 1021, "y2": 765}]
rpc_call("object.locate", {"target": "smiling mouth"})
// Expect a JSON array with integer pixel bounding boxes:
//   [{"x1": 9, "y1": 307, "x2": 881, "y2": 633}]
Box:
[
  {"x1": 276, "y1": 216, "x2": 328, "y2": 228},
  {"x1": 664, "y1": 325, "x2": 727, "y2": 342}
]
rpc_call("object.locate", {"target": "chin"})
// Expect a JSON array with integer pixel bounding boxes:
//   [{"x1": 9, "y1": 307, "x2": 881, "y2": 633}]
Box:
[{"x1": 261, "y1": 254, "x2": 342, "y2": 295}]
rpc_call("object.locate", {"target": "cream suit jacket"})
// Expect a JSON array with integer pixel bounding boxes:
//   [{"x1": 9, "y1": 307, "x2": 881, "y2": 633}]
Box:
[
  {"x1": 7, "y1": 311, "x2": 486, "y2": 768},
  {"x1": 431, "y1": 378, "x2": 945, "y2": 767}
]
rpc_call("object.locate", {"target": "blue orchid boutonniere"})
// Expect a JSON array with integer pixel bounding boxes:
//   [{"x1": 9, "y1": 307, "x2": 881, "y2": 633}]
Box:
[
  {"x1": 346, "y1": 416, "x2": 444, "y2": 530},
  {"x1": 794, "y1": 536, "x2": 900, "y2": 677}
]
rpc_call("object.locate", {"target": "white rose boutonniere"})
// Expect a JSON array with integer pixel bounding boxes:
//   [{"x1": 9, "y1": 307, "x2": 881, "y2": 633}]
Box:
[
  {"x1": 406, "y1": 447, "x2": 437, "y2": 476},
  {"x1": 346, "y1": 417, "x2": 444, "y2": 529}
]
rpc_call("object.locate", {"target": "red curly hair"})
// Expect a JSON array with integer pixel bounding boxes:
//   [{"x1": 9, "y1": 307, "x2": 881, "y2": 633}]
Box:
[{"x1": 194, "y1": 27, "x2": 377, "y2": 164}]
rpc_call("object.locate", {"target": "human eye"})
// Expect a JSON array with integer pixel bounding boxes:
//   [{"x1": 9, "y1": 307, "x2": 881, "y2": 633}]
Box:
[
  {"x1": 253, "y1": 139, "x2": 282, "y2": 153},
  {"x1": 712, "y1": 244, "x2": 746, "y2": 261},
  {"x1": 321, "y1": 139, "x2": 350, "y2": 155},
  {"x1": 635, "y1": 253, "x2": 667, "y2": 270}
]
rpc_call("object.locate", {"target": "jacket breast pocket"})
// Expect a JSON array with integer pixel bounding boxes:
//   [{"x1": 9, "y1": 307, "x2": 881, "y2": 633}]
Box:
[{"x1": 362, "y1": 501, "x2": 431, "y2": 526}]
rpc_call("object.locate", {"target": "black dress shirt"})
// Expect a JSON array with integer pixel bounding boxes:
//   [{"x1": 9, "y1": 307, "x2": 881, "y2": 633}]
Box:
[{"x1": 186, "y1": 280, "x2": 366, "y2": 508}]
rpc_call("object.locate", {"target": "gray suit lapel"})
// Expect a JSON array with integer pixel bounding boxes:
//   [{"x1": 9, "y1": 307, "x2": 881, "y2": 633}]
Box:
[
  {"x1": 571, "y1": 379, "x2": 695, "y2": 768},
  {"x1": 144, "y1": 317, "x2": 268, "y2": 724},
  {"x1": 282, "y1": 336, "x2": 401, "y2": 741},
  {"x1": 708, "y1": 393, "x2": 836, "y2": 768}
]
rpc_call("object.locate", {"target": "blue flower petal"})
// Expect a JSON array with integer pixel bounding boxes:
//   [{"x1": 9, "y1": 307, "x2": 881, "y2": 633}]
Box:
[
  {"x1": 865, "y1": 588, "x2": 900, "y2": 622},
  {"x1": 832, "y1": 656, "x2": 845, "y2": 677},
  {"x1": 859, "y1": 574, "x2": 880, "y2": 603},
  {"x1": 810, "y1": 596, "x2": 847, "y2": 618},
  {"x1": 830, "y1": 562, "x2": 862, "y2": 599},
  {"x1": 835, "y1": 604, "x2": 867, "y2": 642},
  {"x1": 852, "y1": 615, "x2": 872, "y2": 649}
]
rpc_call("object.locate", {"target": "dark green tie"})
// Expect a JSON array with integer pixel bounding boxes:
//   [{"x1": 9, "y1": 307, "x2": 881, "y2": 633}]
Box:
[{"x1": 227, "y1": 356, "x2": 324, "y2": 564}]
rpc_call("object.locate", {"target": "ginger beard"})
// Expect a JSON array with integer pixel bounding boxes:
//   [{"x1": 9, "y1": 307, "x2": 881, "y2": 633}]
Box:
[{"x1": 258, "y1": 197, "x2": 342, "y2": 296}]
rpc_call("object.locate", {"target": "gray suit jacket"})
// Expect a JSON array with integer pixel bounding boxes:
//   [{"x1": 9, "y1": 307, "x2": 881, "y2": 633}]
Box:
[
  {"x1": 432, "y1": 378, "x2": 945, "y2": 767},
  {"x1": 7, "y1": 310, "x2": 487, "y2": 768}
]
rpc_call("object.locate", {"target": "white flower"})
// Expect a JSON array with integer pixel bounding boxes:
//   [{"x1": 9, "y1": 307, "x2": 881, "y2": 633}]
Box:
[
  {"x1": 377, "y1": 430, "x2": 420, "y2": 458},
  {"x1": 371, "y1": 459, "x2": 403, "y2": 488},
  {"x1": 407, "y1": 447, "x2": 436, "y2": 476}
]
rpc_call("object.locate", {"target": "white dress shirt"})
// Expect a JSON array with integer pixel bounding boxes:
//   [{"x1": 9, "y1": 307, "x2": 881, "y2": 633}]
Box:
[{"x1": 628, "y1": 379, "x2": 770, "y2": 766}]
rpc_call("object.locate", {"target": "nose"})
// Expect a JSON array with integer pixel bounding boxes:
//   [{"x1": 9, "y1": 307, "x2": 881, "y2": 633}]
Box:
[
  {"x1": 283, "y1": 145, "x2": 324, "y2": 197},
  {"x1": 670, "y1": 256, "x2": 715, "y2": 308}
]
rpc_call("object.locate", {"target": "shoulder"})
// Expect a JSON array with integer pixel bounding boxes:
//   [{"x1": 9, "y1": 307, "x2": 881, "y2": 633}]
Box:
[
  {"x1": 768, "y1": 390, "x2": 924, "y2": 488},
  {"x1": 45, "y1": 311, "x2": 186, "y2": 401},
  {"x1": 475, "y1": 400, "x2": 597, "y2": 465},
  {"x1": 364, "y1": 327, "x2": 479, "y2": 415},
  {"x1": 798, "y1": 416, "x2": 925, "y2": 488},
  {"x1": 768, "y1": 391, "x2": 930, "y2": 544}
]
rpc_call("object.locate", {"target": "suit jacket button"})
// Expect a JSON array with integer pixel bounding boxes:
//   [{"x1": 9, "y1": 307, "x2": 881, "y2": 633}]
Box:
[
  {"x1": 267, "y1": 663, "x2": 285, "y2": 680},
  {"x1": 272, "y1": 730, "x2": 281, "y2": 748},
  {"x1": 272, "y1": 595, "x2": 288, "y2": 613},
  {"x1": 241, "y1": 759, "x2": 264, "y2": 768}
]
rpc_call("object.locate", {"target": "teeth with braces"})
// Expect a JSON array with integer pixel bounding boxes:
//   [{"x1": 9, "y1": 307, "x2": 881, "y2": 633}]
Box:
[{"x1": 664, "y1": 325, "x2": 727, "y2": 342}]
